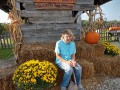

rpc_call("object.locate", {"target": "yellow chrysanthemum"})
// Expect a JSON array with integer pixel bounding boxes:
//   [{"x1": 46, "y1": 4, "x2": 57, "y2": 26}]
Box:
[{"x1": 12, "y1": 60, "x2": 58, "y2": 90}]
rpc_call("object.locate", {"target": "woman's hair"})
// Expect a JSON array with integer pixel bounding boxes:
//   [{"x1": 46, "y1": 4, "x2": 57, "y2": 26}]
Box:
[{"x1": 61, "y1": 29, "x2": 75, "y2": 41}]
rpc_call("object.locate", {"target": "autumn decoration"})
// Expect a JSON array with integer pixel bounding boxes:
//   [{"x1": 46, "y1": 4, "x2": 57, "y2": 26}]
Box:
[{"x1": 85, "y1": 31, "x2": 100, "y2": 44}]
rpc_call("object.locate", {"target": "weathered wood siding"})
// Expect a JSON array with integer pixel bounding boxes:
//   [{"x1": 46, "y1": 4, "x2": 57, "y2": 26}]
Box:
[
  {"x1": 16, "y1": 0, "x2": 94, "y2": 43},
  {"x1": 21, "y1": 24, "x2": 81, "y2": 43}
]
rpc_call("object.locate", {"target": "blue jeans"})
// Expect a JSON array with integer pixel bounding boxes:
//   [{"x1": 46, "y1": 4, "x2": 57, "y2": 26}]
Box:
[{"x1": 57, "y1": 62, "x2": 82, "y2": 87}]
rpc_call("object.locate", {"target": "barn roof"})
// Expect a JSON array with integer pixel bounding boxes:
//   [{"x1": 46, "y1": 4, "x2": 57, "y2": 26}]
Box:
[{"x1": 0, "y1": 0, "x2": 112, "y2": 13}]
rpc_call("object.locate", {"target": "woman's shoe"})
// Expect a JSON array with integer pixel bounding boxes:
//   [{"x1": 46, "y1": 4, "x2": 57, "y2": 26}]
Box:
[
  {"x1": 78, "y1": 84, "x2": 83, "y2": 90},
  {"x1": 61, "y1": 87, "x2": 67, "y2": 90}
]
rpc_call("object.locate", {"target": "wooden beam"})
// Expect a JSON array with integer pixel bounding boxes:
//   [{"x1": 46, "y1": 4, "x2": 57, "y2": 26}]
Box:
[
  {"x1": 23, "y1": 3, "x2": 95, "y2": 11},
  {"x1": 17, "y1": 0, "x2": 94, "y2": 4},
  {"x1": 20, "y1": 23, "x2": 81, "y2": 31},
  {"x1": 20, "y1": 10, "x2": 72, "y2": 17},
  {"x1": 33, "y1": 0, "x2": 75, "y2": 3},
  {"x1": 28, "y1": 17, "x2": 74, "y2": 24}
]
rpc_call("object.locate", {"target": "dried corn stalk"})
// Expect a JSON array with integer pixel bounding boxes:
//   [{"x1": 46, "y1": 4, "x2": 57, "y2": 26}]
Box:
[
  {"x1": 84, "y1": 5, "x2": 105, "y2": 32},
  {"x1": 8, "y1": 0, "x2": 23, "y2": 60}
]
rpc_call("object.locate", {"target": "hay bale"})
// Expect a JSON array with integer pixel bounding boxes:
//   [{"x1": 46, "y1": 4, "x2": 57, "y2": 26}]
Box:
[
  {"x1": 76, "y1": 41, "x2": 105, "y2": 60},
  {"x1": 110, "y1": 59, "x2": 120, "y2": 77},
  {"x1": 0, "y1": 65, "x2": 17, "y2": 90},
  {"x1": 77, "y1": 59, "x2": 95, "y2": 79},
  {"x1": 17, "y1": 43, "x2": 56, "y2": 64},
  {"x1": 91, "y1": 56, "x2": 120, "y2": 77}
]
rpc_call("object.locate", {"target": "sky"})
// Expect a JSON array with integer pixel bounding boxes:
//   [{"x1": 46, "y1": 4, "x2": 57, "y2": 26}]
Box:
[
  {"x1": 0, "y1": 9, "x2": 11, "y2": 23},
  {"x1": 81, "y1": 0, "x2": 120, "y2": 21},
  {"x1": 0, "y1": 0, "x2": 120, "y2": 23}
]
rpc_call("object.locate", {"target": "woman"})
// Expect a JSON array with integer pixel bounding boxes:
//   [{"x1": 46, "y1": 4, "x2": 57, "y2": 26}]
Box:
[{"x1": 55, "y1": 29, "x2": 83, "y2": 90}]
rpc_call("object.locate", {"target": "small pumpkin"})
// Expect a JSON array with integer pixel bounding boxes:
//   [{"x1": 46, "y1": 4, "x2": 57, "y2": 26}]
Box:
[{"x1": 85, "y1": 31, "x2": 100, "y2": 44}]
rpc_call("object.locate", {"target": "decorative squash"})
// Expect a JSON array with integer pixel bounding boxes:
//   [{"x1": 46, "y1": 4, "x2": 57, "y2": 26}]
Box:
[{"x1": 85, "y1": 31, "x2": 100, "y2": 44}]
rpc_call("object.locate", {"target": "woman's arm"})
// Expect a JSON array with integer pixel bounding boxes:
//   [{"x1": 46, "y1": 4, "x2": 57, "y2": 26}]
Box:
[
  {"x1": 56, "y1": 53, "x2": 70, "y2": 64},
  {"x1": 72, "y1": 54, "x2": 76, "y2": 61}
]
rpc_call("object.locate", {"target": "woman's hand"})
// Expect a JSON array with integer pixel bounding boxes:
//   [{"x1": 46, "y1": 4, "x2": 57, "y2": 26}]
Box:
[
  {"x1": 65, "y1": 60, "x2": 71, "y2": 65},
  {"x1": 70, "y1": 60, "x2": 76, "y2": 67}
]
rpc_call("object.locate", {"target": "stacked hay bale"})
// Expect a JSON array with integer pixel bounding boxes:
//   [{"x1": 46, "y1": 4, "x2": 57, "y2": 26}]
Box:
[
  {"x1": 0, "y1": 65, "x2": 17, "y2": 90},
  {"x1": 92, "y1": 56, "x2": 120, "y2": 77},
  {"x1": 77, "y1": 59, "x2": 95, "y2": 79},
  {"x1": 16, "y1": 41, "x2": 120, "y2": 86},
  {"x1": 76, "y1": 40, "x2": 105, "y2": 59},
  {"x1": 17, "y1": 42, "x2": 56, "y2": 64}
]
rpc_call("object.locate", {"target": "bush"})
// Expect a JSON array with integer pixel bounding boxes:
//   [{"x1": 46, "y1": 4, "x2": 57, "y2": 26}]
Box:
[
  {"x1": 102, "y1": 42, "x2": 120, "y2": 56},
  {"x1": 12, "y1": 60, "x2": 58, "y2": 90}
]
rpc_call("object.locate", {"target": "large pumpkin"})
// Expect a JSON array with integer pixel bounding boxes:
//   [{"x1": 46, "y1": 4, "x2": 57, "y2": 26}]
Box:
[{"x1": 85, "y1": 31, "x2": 100, "y2": 44}]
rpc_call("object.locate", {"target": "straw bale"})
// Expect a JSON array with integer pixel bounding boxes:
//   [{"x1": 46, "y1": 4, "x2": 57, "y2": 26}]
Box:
[
  {"x1": 110, "y1": 59, "x2": 120, "y2": 77},
  {"x1": 91, "y1": 56, "x2": 120, "y2": 77},
  {"x1": 76, "y1": 41, "x2": 105, "y2": 60},
  {"x1": 17, "y1": 43, "x2": 56, "y2": 64},
  {"x1": 0, "y1": 65, "x2": 17, "y2": 90},
  {"x1": 77, "y1": 59, "x2": 95, "y2": 79}
]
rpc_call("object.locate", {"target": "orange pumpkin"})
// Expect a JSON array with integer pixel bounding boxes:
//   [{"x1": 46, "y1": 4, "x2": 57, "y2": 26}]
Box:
[{"x1": 85, "y1": 31, "x2": 100, "y2": 44}]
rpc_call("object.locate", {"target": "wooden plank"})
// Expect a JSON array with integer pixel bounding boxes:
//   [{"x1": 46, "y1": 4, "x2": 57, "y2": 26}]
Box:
[
  {"x1": 74, "y1": 4, "x2": 95, "y2": 11},
  {"x1": 20, "y1": 24, "x2": 81, "y2": 31},
  {"x1": 17, "y1": 0, "x2": 94, "y2": 4},
  {"x1": 28, "y1": 17, "x2": 74, "y2": 24},
  {"x1": 22, "y1": 29, "x2": 79, "y2": 36},
  {"x1": 33, "y1": 0, "x2": 75, "y2": 3},
  {"x1": 76, "y1": 0, "x2": 94, "y2": 4},
  {"x1": 20, "y1": 10, "x2": 72, "y2": 17},
  {"x1": 23, "y1": 3, "x2": 95, "y2": 11},
  {"x1": 35, "y1": 3, "x2": 74, "y2": 10},
  {"x1": 22, "y1": 29, "x2": 80, "y2": 43},
  {"x1": 16, "y1": 1, "x2": 20, "y2": 11},
  {"x1": 23, "y1": 37, "x2": 60, "y2": 43}
]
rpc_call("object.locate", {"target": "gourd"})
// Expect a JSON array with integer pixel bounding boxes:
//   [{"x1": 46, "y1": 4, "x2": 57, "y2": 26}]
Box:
[{"x1": 85, "y1": 31, "x2": 100, "y2": 44}]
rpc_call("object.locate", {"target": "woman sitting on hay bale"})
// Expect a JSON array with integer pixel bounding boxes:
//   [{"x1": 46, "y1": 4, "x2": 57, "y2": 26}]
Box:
[{"x1": 55, "y1": 29, "x2": 83, "y2": 90}]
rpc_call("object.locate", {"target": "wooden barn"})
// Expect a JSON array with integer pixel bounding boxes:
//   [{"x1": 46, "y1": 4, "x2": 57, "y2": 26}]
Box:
[
  {"x1": 2, "y1": 1, "x2": 120, "y2": 90},
  {"x1": 0, "y1": 0, "x2": 112, "y2": 61},
  {"x1": 0, "y1": 0, "x2": 111, "y2": 43}
]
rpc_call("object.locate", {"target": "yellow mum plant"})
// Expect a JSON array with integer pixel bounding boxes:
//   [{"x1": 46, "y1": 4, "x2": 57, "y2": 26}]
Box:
[
  {"x1": 12, "y1": 60, "x2": 58, "y2": 90},
  {"x1": 102, "y1": 42, "x2": 120, "y2": 56}
]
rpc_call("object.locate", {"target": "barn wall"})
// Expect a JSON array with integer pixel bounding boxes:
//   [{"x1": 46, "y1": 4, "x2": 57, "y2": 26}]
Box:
[{"x1": 16, "y1": 0, "x2": 95, "y2": 43}]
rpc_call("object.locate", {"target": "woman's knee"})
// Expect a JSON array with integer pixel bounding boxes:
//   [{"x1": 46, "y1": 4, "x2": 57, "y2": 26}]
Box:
[
  {"x1": 64, "y1": 65, "x2": 73, "y2": 74},
  {"x1": 76, "y1": 63, "x2": 82, "y2": 71}
]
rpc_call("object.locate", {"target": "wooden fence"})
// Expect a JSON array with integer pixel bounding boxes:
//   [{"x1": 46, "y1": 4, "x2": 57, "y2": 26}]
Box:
[
  {"x1": 96, "y1": 28, "x2": 113, "y2": 41},
  {"x1": 0, "y1": 32, "x2": 13, "y2": 49},
  {"x1": 96, "y1": 24, "x2": 119, "y2": 41},
  {"x1": 83, "y1": 24, "x2": 119, "y2": 42}
]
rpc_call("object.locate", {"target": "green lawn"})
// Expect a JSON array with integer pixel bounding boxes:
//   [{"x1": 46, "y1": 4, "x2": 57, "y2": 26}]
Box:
[{"x1": 0, "y1": 48, "x2": 14, "y2": 60}]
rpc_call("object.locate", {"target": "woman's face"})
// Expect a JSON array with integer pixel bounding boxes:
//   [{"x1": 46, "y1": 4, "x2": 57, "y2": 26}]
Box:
[{"x1": 63, "y1": 34, "x2": 71, "y2": 43}]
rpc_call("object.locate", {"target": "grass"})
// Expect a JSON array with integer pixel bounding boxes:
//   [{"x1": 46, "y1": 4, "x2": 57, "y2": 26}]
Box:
[{"x1": 0, "y1": 48, "x2": 14, "y2": 60}]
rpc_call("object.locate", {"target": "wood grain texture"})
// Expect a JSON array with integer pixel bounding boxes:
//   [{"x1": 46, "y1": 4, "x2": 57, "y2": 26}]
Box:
[
  {"x1": 33, "y1": 0, "x2": 75, "y2": 3},
  {"x1": 20, "y1": 10, "x2": 72, "y2": 17},
  {"x1": 20, "y1": 24, "x2": 81, "y2": 43},
  {"x1": 22, "y1": 3, "x2": 95, "y2": 11}
]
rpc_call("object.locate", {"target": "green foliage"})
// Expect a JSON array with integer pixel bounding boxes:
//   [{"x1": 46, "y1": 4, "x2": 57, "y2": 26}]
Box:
[
  {"x1": 0, "y1": 23, "x2": 9, "y2": 34},
  {"x1": 102, "y1": 42, "x2": 120, "y2": 56},
  {"x1": 0, "y1": 48, "x2": 14, "y2": 60},
  {"x1": 81, "y1": 20, "x2": 89, "y2": 26}
]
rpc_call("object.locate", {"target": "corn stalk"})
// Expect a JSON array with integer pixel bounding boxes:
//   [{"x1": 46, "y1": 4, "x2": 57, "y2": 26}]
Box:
[
  {"x1": 85, "y1": 5, "x2": 105, "y2": 31},
  {"x1": 8, "y1": 0, "x2": 23, "y2": 60}
]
